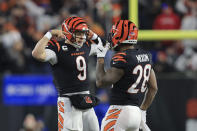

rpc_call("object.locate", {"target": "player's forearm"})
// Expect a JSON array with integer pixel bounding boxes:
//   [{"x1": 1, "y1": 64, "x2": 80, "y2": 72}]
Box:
[
  {"x1": 96, "y1": 58, "x2": 106, "y2": 87},
  {"x1": 140, "y1": 87, "x2": 157, "y2": 110},
  {"x1": 32, "y1": 36, "x2": 50, "y2": 61}
]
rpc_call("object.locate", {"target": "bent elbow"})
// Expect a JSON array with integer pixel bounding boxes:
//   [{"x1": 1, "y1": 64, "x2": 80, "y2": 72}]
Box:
[
  {"x1": 32, "y1": 50, "x2": 45, "y2": 62},
  {"x1": 151, "y1": 86, "x2": 158, "y2": 94},
  {"x1": 32, "y1": 50, "x2": 39, "y2": 59},
  {"x1": 32, "y1": 50, "x2": 37, "y2": 58},
  {"x1": 155, "y1": 86, "x2": 158, "y2": 93}
]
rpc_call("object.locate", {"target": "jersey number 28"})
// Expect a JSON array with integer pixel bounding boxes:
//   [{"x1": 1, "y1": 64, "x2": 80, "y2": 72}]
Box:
[{"x1": 128, "y1": 64, "x2": 151, "y2": 93}]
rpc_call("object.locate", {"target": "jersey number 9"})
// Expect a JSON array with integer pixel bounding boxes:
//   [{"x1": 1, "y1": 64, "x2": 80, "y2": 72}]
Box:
[{"x1": 76, "y1": 56, "x2": 87, "y2": 81}]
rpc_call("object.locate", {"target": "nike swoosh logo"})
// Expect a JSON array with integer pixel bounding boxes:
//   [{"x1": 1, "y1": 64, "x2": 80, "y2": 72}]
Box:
[{"x1": 98, "y1": 48, "x2": 103, "y2": 52}]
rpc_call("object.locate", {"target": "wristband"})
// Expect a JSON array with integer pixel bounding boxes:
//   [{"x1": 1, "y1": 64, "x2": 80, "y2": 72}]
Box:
[
  {"x1": 44, "y1": 31, "x2": 52, "y2": 40},
  {"x1": 91, "y1": 33, "x2": 98, "y2": 40}
]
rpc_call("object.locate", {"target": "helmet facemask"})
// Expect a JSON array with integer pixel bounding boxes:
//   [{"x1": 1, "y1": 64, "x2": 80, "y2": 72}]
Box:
[{"x1": 71, "y1": 29, "x2": 89, "y2": 48}]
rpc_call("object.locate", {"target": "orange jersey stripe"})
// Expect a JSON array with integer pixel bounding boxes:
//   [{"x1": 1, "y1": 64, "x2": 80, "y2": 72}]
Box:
[
  {"x1": 115, "y1": 52, "x2": 126, "y2": 56},
  {"x1": 112, "y1": 55, "x2": 124, "y2": 59},
  {"x1": 52, "y1": 39, "x2": 60, "y2": 52},
  {"x1": 48, "y1": 40, "x2": 55, "y2": 46},
  {"x1": 113, "y1": 58, "x2": 127, "y2": 63},
  {"x1": 55, "y1": 42, "x2": 60, "y2": 52},
  {"x1": 49, "y1": 39, "x2": 60, "y2": 52}
]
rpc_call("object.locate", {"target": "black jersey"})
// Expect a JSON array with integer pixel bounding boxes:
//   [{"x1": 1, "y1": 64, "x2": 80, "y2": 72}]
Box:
[
  {"x1": 46, "y1": 39, "x2": 91, "y2": 95},
  {"x1": 110, "y1": 48, "x2": 153, "y2": 106}
]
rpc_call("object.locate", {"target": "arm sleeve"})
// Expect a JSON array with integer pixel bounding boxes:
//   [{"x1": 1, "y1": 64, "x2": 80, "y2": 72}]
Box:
[{"x1": 45, "y1": 39, "x2": 59, "y2": 54}]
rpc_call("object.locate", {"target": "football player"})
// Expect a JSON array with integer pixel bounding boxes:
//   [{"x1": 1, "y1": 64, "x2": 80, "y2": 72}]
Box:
[
  {"x1": 32, "y1": 16, "x2": 99, "y2": 131},
  {"x1": 96, "y1": 20, "x2": 158, "y2": 131}
]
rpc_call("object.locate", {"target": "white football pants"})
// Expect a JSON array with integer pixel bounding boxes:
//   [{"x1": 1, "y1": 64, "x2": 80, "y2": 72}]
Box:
[
  {"x1": 57, "y1": 97, "x2": 99, "y2": 131},
  {"x1": 101, "y1": 105, "x2": 141, "y2": 131}
]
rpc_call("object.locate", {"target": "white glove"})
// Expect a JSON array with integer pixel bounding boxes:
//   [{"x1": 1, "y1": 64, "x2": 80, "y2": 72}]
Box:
[
  {"x1": 140, "y1": 109, "x2": 151, "y2": 131},
  {"x1": 96, "y1": 37, "x2": 109, "y2": 58}
]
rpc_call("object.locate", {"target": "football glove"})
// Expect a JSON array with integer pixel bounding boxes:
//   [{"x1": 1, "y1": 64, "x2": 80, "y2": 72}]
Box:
[{"x1": 96, "y1": 37, "x2": 109, "y2": 58}]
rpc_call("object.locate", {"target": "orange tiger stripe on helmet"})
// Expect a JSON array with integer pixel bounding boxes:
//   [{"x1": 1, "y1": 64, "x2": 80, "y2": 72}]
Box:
[
  {"x1": 62, "y1": 16, "x2": 89, "y2": 42},
  {"x1": 64, "y1": 16, "x2": 74, "y2": 26},
  {"x1": 73, "y1": 19, "x2": 86, "y2": 29},
  {"x1": 68, "y1": 17, "x2": 83, "y2": 30},
  {"x1": 120, "y1": 20, "x2": 129, "y2": 42},
  {"x1": 109, "y1": 20, "x2": 138, "y2": 49}
]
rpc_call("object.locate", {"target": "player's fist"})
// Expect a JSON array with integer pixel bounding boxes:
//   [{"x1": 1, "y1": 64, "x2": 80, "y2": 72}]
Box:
[
  {"x1": 96, "y1": 37, "x2": 110, "y2": 58},
  {"x1": 88, "y1": 29, "x2": 94, "y2": 40},
  {"x1": 50, "y1": 29, "x2": 68, "y2": 39}
]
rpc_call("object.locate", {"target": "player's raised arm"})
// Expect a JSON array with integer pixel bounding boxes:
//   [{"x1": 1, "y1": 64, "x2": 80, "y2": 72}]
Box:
[
  {"x1": 32, "y1": 30, "x2": 66, "y2": 61},
  {"x1": 95, "y1": 38, "x2": 124, "y2": 87},
  {"x1": 140, "y1": 69, "x2": 158, "y2": 110}
]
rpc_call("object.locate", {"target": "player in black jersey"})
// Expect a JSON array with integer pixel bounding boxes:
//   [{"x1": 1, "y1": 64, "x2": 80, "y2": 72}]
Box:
[
  {"x1": 32, "y1": 16, "x2": 99, "y2": 131},
  {"x1": 96, "y1": 20, "x2": 158, "y2": 131}
]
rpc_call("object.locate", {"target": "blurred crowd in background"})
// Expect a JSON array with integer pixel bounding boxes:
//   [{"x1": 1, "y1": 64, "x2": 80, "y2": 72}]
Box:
[
  {"x1": 0, "y1": 0, "x2": 197, "y2": 75},
  {"x1": 0, "y1": 0, "x2": 197, "y2": 130},
  {"x1": 139, "y1": 0, "x2": 197, "y2": 74}
]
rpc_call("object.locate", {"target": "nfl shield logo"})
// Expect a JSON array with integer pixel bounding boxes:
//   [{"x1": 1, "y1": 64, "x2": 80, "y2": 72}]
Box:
[{"x1": 84, "y1": 96, "x2": 93, "y2": 103}]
